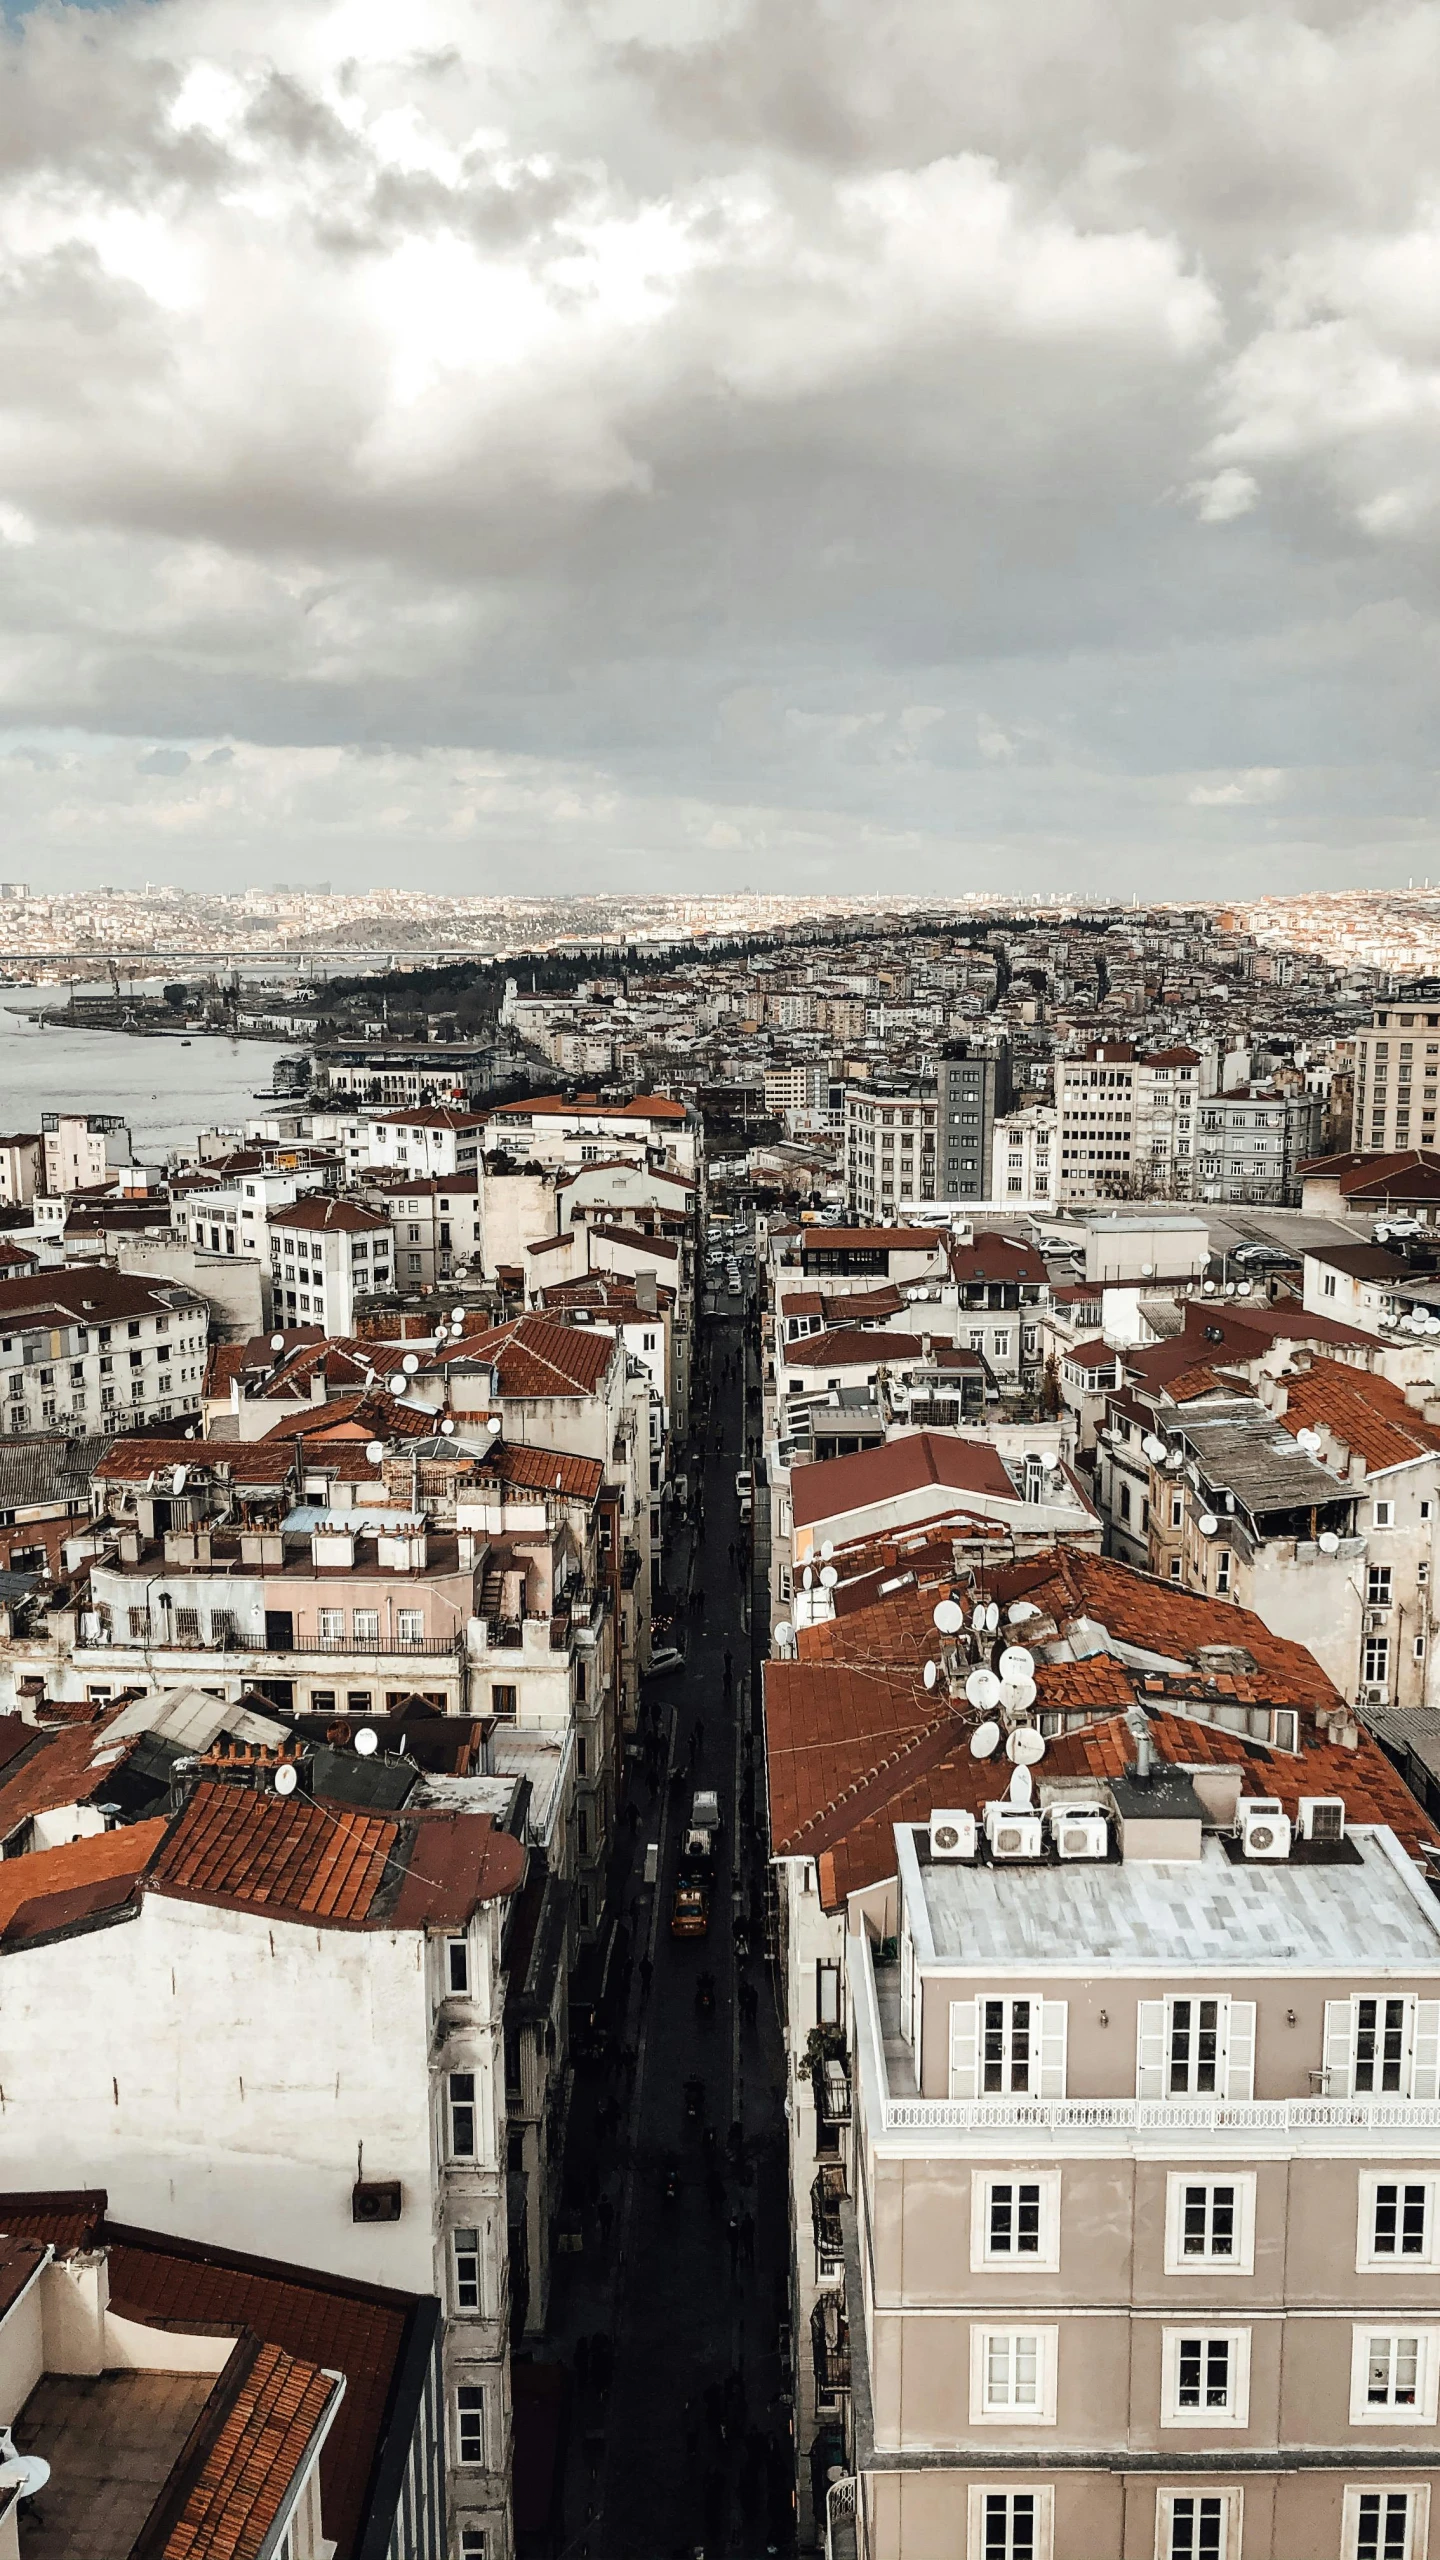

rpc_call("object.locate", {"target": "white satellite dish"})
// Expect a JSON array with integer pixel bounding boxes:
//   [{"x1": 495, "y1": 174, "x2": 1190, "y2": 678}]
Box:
[
  {"x1": 970, "y1": 1719, "x2": 1001, "y2": 1759},
  {"x1": 933, "y1": 1598, "x2": 963, "y2": 1635},
  {"x1": 985, "y1": 1602, "x2": 1001, "y2": 1633},
  {"x1": 1236, "y1": 1280, "x2": 1252, "y2": 1296},
  {"x1": 1318, "y1": 1529, "x2": 1340, "y2": 1554},
  {"x1": 802, "y1": 1565, "x2": 814, "y2": 1590},
  {"x1": 270, "y1": 1333, "x2": 285, "y2": 1353},
  {"x1": 1007, "y1": 1601, "x2": 1037, "y2": 1624},
  {"x1": 1202, "y1": 1279, "x2": 1217, "y2": 1294},
  {"x1": 965, "y1": 1667, "x2": 1002, "y2": 1712},
  {"x1": 923, "y1": 1661, "x2": 938, "y2": 1690},
  {"x1": 1142, "y1": 1434, "x2": 1166, "y2": 1463},
  {"x1": 354, "y1": 1727, "x2": 379, "y2": 1758},
  {"x1": 1007, "y1": 1762, "x2": 1035, "y2": 1803},
  {"x1": 1165, "y1": 1449, "x2": 1185, "y2": 1470},
  {"x1": 1297, "y1": 1428, "x2": 1322, "y2": 1452},
  {"x1": 366, "y1": 1439, "x2": 385, "y2": 1465},
  {"x1": 273, "y1": 1763, "x2": 298, "y2": 1797},
  {"x1": 486, "y1": 1417, "x2": 501, "y2": 1435},
  {"x1": 999, "y1": 1675, "x2": 1037, "y2": 1715},
  {"x1": 998, "y1": 1645, "x2": 1035, "y2": 1681},
  {"x1": 1006, "y1": 1726, "x2": 1046, "y2": 1768},
  {"x1": 972, "y1": 1602, "x2": 987, "y2": 1629},
  {"x1": 821, "y1": 1540, "x2": 834, "y2": 1560},
  {"x1": 820, "y1": 1564, "x2": 838, "y2": 1588},
  {"x1": 1198, "y1": 1511, "x2": 1219, "y2": 1535},
  {"x1": 402, "y1": 1352, "x2": 419, "y2": 1374},
  {"x1": 440, "y1": 1418, "x2": 456, "y2": 1436}
]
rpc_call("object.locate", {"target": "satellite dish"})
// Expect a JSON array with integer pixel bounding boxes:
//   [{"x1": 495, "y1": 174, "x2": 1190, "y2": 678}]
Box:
[
  {"x1": 440, "y1": 1418, "x2": 456, "y2": 1436},
  {"x1": 970, "y1": 1719, "x2": 1001, "y2": 1759},
  {"x1": 1007, "y1": 1601, "x2": 1037, "y2": 1624},
  {"x1": 998, "y1": 1645, "x2": 1035, "y2": 1681},
  {"x1": 802, "y1": 1566, "x2": 814, "y2": 1589},
  {"x1": 1297, "y1": 1428, "x2": 1323, "y2": 1452},
  {"x1": 985, "y1": 1602, "x2": 1001, "y2": 1633},
  {"x1": 354, "y1": 1727, "x2": 379, "y2": 1758},
  {"x1": 933, "y1": 1598, "x2": 963, "y2": 1635},
  {"x1": 821, "y1": 1540, "x2": 834, "y2": 1560},
  {"x1": 965, "y1": 1667, "x2": 1002, "y2": 1712},
  {"x1": 402, "y1": 1352, "x2": 419, "y2": 1374},
  {"x1": 273, "y1": 1763, "x2": 298, "y2": 1797},
  {"x1": 1141, "y1": 1262, "x2": 1154, "y2": 1277},
  {"x1": 923, "y1": 1661, "x2": 938, "y2": 1690},
  {"x1": 1142, "y1": 1434, "x2": 1166, "y2": 1463},
  {"x1": 999, "y1": 1675, "x2": 1037, "y2": 1715},
  {"x1": 450, "y1": 1310, "x2": 465, "y2": 1326},
  {"x1": 1224, "y1": 1282, "x2": 1237, "y2": 1297},
  {"x1": 1236, "y1": 1280, "x2": 1252, "y2": 1296},
  {"x1": 1318, "y1": 1530, "x2": 1340, "y2": 1554},
  {"x1": 366, "y1": 1439, "x2": 384, "y2": 1465},
  {"x1": 270, "y1": 1333, "x2": 285, "y2": 1352},
  {"x1": 1165, "y1": 1448, "x2": 1185, "y2": 1470},
  {"x1": 1202, "y1": 1279, "x2": 1217, "y2": 1294},
  {"x1": 487, "y1": 1416, "x2": 502, "y2": 1435},
  {"x1": 1198, "y1": 1511, "x2": 1219, "y2": 1535},
  {"x1": 1007, "y1": 1763, "x2": 1035, "y2": 1803},
  {"x1": 972, "y1": 1602, "x2": 986, "y2": 1628},
  {"x1": 1006, "y1": 1727, "x2": 1045, "y2": 1768}
]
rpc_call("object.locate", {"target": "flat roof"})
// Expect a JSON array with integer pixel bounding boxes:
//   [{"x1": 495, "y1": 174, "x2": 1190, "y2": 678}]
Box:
[{"x1": 902, "y1": 1824, "x2": 1440, "y2": 1972}]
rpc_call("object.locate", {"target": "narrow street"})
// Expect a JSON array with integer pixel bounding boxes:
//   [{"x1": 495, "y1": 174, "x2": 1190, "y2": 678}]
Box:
[{"x1": 539, "y1": 1297, "x2": 793, "y2": 2560}]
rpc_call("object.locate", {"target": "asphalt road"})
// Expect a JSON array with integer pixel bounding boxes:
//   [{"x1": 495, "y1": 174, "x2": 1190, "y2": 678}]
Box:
[{"x1": 543, "y1": 1300, "x2": 793, "y2": 2560}]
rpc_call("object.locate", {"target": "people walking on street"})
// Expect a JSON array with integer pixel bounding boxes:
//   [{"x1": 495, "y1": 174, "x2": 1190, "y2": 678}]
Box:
[
  {"x1": 727, "y1": 2211, "x2": 741, "y2": 2274},
  {"x1": 640, "y1": 1952, "x2": 654, "y2": 1999},
  {"x1": 722, "y1": 1650, "x2": 733, "y2": 1695}
]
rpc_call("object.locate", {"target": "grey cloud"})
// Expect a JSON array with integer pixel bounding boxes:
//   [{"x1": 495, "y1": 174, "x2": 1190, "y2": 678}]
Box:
[{"x1": 136, "y1": 746, "x2": 191, "y2": 774}]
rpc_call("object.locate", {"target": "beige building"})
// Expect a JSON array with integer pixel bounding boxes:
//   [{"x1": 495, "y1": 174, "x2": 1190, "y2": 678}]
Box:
[
  {"x1": 1352, "y1": 997, "x2": 1440, "y2": 1156},
  {"x1": 840, "y1": 1785, "x2": 1440, "y2": 2560}
]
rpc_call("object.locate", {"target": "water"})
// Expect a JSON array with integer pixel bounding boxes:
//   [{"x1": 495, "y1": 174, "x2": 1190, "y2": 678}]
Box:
[{"x1": 0, "y1": 986, "x2": 289, "y2": 1158}]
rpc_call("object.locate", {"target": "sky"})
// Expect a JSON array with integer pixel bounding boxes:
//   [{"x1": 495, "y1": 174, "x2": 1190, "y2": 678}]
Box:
[{"x1": 1, "y1": 0, "x2": 1439, "y2": 897}]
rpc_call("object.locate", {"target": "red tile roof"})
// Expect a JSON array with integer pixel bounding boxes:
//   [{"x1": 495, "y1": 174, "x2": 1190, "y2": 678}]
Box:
[
  {"x1": 1301, "y1": 1148, "x2": 1440, "y2": 1201},
  {"x1": 423, "y1": 1313, "x2": 616, "y2": 1398},
  {"x1": 791, "y1": 1431, "x2": 1019, "y2": 1529},
  {"x1": 492, "y1": 1092, "x2": 688, "y2": 1121},
  {"x1": 94, "y1": 1439, "x2": 297, "y2": 1485},
  {"x1": 1275, "y1": 1357, "x2": 1440, "y2": 1473},
  {"x1": 152, "y1": 1783, "x2": 524, "y2": 1929},
  {"x1": 947, "y1": 1232, "x2": 1044, "y2": 1284},
  {"x1": 0, "y1": 1817, "x2": 169, "y2": 1943},
  {"x1": 158, "y1": 2334, "x2": 341, "y2": 2560},
  {"x1": 486, "y1": 1442, "x2": 605, "y2": 1503},
  {"x1": 0, "y1": 1711, "x2": 131, "y2": 1839},
  {"x1": 269, "y1": 1196, "x2": 390, "y2": 1233},
  {"x1": 783, "y1": 1329, "x2": 979, "y2": 1372}
]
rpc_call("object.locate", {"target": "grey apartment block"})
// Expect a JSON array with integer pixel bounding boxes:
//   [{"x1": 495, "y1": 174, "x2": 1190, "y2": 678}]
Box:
[{"x1": 938, "y1": 1046, "x2": 1012, "y2": 1202}]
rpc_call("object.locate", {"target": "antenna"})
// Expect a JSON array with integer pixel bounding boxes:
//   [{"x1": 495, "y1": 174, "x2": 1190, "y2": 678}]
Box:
[
  {"x1": 354, "y1": 1727, "x2": 379, "y2": 1758},
  {"x1": 998, "y1": 1645, "x2": 1036, "y2": 1681}
]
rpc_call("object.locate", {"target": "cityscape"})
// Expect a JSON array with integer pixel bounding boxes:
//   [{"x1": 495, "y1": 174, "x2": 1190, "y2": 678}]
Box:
[{"x1": 3, "y1": 0, "x2": 1440, "y2": 2553}]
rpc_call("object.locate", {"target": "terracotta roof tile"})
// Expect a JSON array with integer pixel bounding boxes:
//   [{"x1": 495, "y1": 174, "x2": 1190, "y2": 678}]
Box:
[
  {"x1": 158, "y1": 2336, "x2": 340, "y2": 2560},
  {"x1": 422, "y1": 1313, "x2": 615, "y2": 1398},
  {"x1": 1276, "y1": 1357, "x2": 1440, "y2": 1474},
  {"x1": 0, "y1": 1818, "x2": 168, "y2": 1943},
  {"x1": 791, "y1": 1430, "x2": 1018, "y2": 1530}
]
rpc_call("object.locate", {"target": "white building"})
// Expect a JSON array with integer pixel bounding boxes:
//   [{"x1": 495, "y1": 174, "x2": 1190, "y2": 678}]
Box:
[
  {"x1": 268, "y1": 1194, "x2": 394, "y2": 1332},
  {"x1": 40, "y1": 1111, "x2": 132, "y2": 1194},
  {"x1": 363, "y1": 1108, "x2": 487, "y2": 1181},
  {"x1": 991, "y1": 1100, "x2": 1057, "y2": 1202},
  {"x1": 0, "y1": 1268, "x2": 209, "y2": 1436},
  {"x1": 1056, "y1": 1044, "x2": 1206, "y2": 1202}
]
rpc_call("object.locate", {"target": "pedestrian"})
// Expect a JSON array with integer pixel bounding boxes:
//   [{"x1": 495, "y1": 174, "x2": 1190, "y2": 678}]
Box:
[
  {"x1": 592, "y1": 2333, "x2": 613, "y2": 2397},
  {"x1": 625, "y1": 1800, "x2": 640, "y2": 1835},
  {"x1": 621, "y1": 2041, "x2": 637, "y2": 2087},
  {"x1": 640, "y1": 1953, "x2": 654, "y2": 2000},
  {"x1": 727, "y1": 2211, "x2": 741, "y2": 2274}
]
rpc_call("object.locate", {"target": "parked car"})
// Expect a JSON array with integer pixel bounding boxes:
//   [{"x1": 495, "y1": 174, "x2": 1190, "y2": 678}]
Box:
[{"x1": 647, "y1": 1642, "x2": 686, "y2": 1677}]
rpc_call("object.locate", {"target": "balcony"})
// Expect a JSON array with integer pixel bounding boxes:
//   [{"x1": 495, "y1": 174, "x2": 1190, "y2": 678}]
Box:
[
  {"x1": 816, "y1": 2055, "x2": 852, "y2": 2127},
  {"x1": 810, "y1": 2294, "x2": 850, "y2": 2397},
  {"x1": 881, "y1": 2094, "x2": 1440, "y2": 2136},
  {"x1": 811, "y1": 2165, "x2": 847, "y2": 2260}
]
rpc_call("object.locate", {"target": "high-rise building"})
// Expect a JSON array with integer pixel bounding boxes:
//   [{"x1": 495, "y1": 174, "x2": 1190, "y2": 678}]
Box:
[{"x1": 1351, "y1": 989, "x2": 1440, "y2": 1155}]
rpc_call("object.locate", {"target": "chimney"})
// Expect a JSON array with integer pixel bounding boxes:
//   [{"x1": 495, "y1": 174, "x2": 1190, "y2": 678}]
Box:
[{"x1": 310, "y1": 1371, "x2": 327, "y2": 1404}]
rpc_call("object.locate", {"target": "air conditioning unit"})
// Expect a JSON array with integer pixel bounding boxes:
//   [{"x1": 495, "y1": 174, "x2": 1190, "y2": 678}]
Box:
[
  {"x1": 984, "y1": 1803, "x2": 1043, "y2": 1861},
  {"x1": 1365, "y1": 1609, "x2": 1390, "y2": 1632},
  {"x1": 352, "y1": 2179, "x2": 403, "y2": 2224},
  {"x1": 1360, "y1": 1686, "x2": 1388, "y2": 1709},
  {"x1": 928, "y1": 1809, "x2": 978, "y2": 1862},
  {"x1": 1050, "y1": 1802, "x2": 1109, "y2": 1861},
  {"x1": 1237, "y1": 1796, "x2": 1292, "y2": 1860},
  {"x1": 1298, "y1": 1795, "x2": 1346, "y2": 1843}
]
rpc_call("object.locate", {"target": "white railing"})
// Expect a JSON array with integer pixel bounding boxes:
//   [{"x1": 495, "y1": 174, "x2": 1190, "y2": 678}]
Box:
[{"x1": 884, "y1": 2096, "x2": 1440, "y2": 2135}]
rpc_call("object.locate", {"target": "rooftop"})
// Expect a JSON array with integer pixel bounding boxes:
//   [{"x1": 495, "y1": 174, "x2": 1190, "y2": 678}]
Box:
[{"x1": 901, "y1": 1821, "x2": 1440, "y2": 1972}]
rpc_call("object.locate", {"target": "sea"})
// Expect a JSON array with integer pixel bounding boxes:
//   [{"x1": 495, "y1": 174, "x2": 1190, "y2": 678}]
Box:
[{"x1": 0, "y1": 983, "x2": 289, "y2": 1160}]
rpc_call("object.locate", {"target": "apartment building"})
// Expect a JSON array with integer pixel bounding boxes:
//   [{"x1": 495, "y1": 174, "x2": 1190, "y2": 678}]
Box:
[
  {"x1": 765, "y1": 1541, "x2": 1440, "y2": 2560},
  {"x1": 483, "y1": 1092, "x2": 700, "y2": 1180},
  {"x1": 363, "y1": 1105, "x2": 487, "y2": 1179},
  {"x1": 844, "y1": 1087, "x2": 940, "y2": 1218},
  {"x1": 0, "y1": 1268, "x2": 209, "y2": 1437},
  {"x1": 268, "y1": 1193, "x2": 394, "y2": 1331},
  {"x1": 379, "y1": 1172, "x2": 484, "y2": 1289},
  {"x1": 1193, "y1": 1085, "x2": 1324, "y2": 1204},
  {"x1": 1056, "y1": 1045, "x2": 1206, "y2": 1202},
  {"x1": 40, "y1": 1109, "x2": 132, "y2": 1193},
  {"x1": 0, "y1": 1764, "x2": 524, "y2": 2559},
  {"x1": 0, "y1": 1132, "x2": 41, "y2": 1206},
  {"x1": 992, "y1": 1102, "x2": 1057, "y2": 1203},
  {"x1": 1352, "y1": 992, "x2": 1440, "y2": 1156},
  {"x1": 938, "y1": 1045, "x2": 1012, "y2": 1202}
]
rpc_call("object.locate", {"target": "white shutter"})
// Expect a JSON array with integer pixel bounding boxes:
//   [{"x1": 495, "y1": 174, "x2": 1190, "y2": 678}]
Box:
[
  {"x1": 1224, "y1": 2001, "x2": 1256, "y2": 2101},
  {"x1": 1324, "y1": 1999, "x2": 1356, "y2": 2098},
  {"x1": 1412, "y1": 2001, "x2": 1440, "y2": 2101},
  {"x1": 1037, "y1": 2000, "x2": 1068, "y2": 2099},
  {"x1": 1136, "y1": 2000, "x2": 1166, "y2": 2099},
  {"x1": 949, "y1": 1998, "x2": 980, "y2": 2099}
]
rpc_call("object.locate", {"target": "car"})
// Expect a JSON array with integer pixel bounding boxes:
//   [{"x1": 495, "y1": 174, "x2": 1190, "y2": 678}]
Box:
[
  {"x1": 670, "y1": 1883, "x2": 710, "y2": 1938},
  {"x1": 646, "y1": 1642, "x2": 686, "y2": 1677},
  {"x1": 735, "y1": 1467, "x2": 753, "y2": 1500}
]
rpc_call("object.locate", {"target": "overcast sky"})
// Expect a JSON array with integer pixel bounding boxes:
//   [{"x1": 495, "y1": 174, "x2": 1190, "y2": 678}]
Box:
[{"x1": 1, "y1": 0, "x2": 1438, "y2": 897}]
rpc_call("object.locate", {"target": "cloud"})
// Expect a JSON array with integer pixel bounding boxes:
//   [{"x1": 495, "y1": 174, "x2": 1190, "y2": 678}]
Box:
[{"x1": 0, "y1": 0, "x2": 1434, "y2": 885}]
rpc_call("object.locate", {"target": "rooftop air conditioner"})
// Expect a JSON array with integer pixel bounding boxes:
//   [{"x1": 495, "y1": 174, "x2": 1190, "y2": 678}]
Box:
[
  {"x1": 1049, "y1": 1803, "x2": 1109, "y2": 1861},
  {"x1": 928, "y1": 1809, "x2": 978, "y2": 1862},
  {"x1": 1237, "y1": 1796, "x2": 1292, "y2": 1860},
  {"x1": 1298, "y1": 1795, "x2": 1346, "y2": 1843},
  {"x1": 984, "y1": 1802, "x2": 1044, "y2": 1862}
]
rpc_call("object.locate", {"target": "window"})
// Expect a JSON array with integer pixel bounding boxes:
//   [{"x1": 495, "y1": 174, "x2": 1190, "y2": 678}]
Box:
[
  {"x1": 1170, "y1": 1494, "x2": 1184, "y2": 1529},
  {"x1": 352, "y1": 1608, "x2": 380, "y2": 1644},
  {"x1": 1326, "y1": 1996, "x2": 1440, "y2": 2099},
  {"x1": 1160, "y1": 2328, "x2": 1250, "y2": 2427},
  {"x1": 461, "y1": 2532, "x2": 489, "y2": 2560},
  {"x1": 346, "y1": 1690, "x2": 372, "y2": 1714},
  {"x1": 1137, "y1": 1996, "x2": 1255, "y2": 2100},
  {"x1": 972, "y1": 2172, "x2": 1061, "y2": 2272},
  {"x1": 451, "y1": 2225, "x2": 481, "y2": 2312},
  {"x1": 949, "y1": 1997, "x2": 1067, "y2": 2098},
  {"x1": 966, "y1": 2488, "x2": 1051, "y2": 2559},
  {"x1": 454, "y1": 2385, "x2": 485, "y2": 2467},
  {"x1": 969, "y1": 2327, "x2": 1057, "y2": 2423},
  {"x1": 1215, "y1": 1550, "x2": 1232, "y2": 1595},
  {"x1": 1158, "y1": 2491, "x2": 1241, "y2": 2558},
  {"x1": 491, "y1": 1683, "x2": 517, "y2": 1720},
  {"x1": 1351, "y1": 2329, "x2": 1440, "y2": 2423},
  {"x1": 1369, "y1": 1565, "x2": 1395, "y2": 1607},
  {"x1": 1164, "y1": 2175, "x2": 1256, "y2": 2275},
  {"x1": 1365, "y1": 1634, "x2": 1391, "y2": 1687},
  {"x1": 447, "y1": 2071, "x2": 477, "y2": 2159},
  {"x1": 318, "y1": 1608, "x2": 344, "y2": 1642},
  {"x1": 1342, "y1": 2487, "x2": 1429, "y2": 2560},
  {"x1": 447, "y1": 1936, "x2": 470, "y2": 1995},
  {"x1": 816, "y1": 1961, "x2": 841, "y2": 2026},
  {"x1": 1374, "y1": 1501, "x2": 1395, "y2": 1529},
  {"x1": 1360, "y1": 2176, "x2": 1438, "y2": 2271},
  {"x1": 397, "y1": 1608, "x2": 425, "y2": 1645}
]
